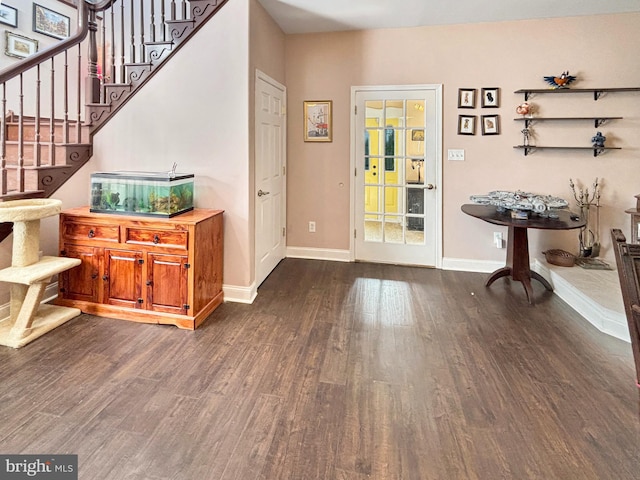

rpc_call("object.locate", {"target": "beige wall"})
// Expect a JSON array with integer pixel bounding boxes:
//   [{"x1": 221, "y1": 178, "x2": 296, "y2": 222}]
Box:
[{"x1": 285, "y1": 13, "x2": 640, "y2": 266}]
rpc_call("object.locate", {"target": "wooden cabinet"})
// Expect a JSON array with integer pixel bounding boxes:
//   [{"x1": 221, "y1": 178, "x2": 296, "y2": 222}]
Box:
[{"x1": 56, "y1": 207, "x2": 223, "y2": 329}]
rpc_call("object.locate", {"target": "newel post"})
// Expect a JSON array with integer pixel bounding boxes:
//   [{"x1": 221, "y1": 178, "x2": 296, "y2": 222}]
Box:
[{"x1": 85, "y1": 7, "x2": 101, "y2": 104}]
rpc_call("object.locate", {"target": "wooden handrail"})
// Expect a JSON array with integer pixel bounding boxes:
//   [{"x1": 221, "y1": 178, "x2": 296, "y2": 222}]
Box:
[{"x1": 0, "y1": 0, "x2": 117, "y2": 84}]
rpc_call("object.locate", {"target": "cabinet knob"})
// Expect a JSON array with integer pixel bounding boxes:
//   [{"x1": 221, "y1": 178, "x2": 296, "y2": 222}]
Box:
[
  {"x1": 153, "y1": 234, "x2": 160, "y2": 244},
  {"x1": 88, "y1": 229, "x2": 95, "y2": 238}
]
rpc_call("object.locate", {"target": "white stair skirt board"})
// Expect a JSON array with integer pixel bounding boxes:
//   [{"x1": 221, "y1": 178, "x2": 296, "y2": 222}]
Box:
[{"x1": 533, "y1": 258, "x2": 628, "y2": 343}]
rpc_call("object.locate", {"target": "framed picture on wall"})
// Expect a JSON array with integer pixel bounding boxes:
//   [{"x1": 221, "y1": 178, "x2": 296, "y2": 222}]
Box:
[
  {"x1": 458, "y1": 88, "x2": 476, "y2": 108},
  {"x1": 481, "y1": 87, "x2": 500, "y2": 108},
  {"x1": 458, "y1": 115, "x2": 476, "y2": 135},
  {"x1": 304, "y1": 100, "x2": 332, "y2": 142},
  {"x1": 0, "y1": 4, "x2": 18, "y2": 28},
  {"x1": 33, "y1": 3, "x2": 71, "y2": 39},
  {"x1": 481, "y1": 114, "x2": 500, "y2": 135},
  {"x1": 5, "y1": 31, "x2": 39, "y2": 59}
]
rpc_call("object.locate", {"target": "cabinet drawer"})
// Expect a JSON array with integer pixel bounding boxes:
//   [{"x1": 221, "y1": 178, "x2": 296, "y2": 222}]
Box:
[
  {"x1": 62, "y1": 221, "x2": 120, "y2": 242},
  {"x1": 125, "y1": 228, "x2": 188, "y2": 249}
]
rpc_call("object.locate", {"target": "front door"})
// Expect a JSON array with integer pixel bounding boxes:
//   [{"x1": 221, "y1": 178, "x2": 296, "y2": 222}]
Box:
[
  {"x1": 255, "y1": 71, "x2": 287, "y2": 286},
  {"x1": 353, "y1": 86, "x2": 442, "y2": 266}
]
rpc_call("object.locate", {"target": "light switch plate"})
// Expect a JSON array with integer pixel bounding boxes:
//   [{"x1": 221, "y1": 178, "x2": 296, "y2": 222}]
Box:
[{"x1": 448, "y1": 149, "x2": 465, "y2": 161}]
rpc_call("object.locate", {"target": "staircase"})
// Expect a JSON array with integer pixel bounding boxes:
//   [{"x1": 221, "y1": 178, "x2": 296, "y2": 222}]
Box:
[{"x1": 0, "y1": 0, "x2": 228, "y2": 239}]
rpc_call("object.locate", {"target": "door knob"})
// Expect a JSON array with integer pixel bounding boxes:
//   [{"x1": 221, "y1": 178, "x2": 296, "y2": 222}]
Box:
[
  {"x1": 258, "y1": 189, "x2": 270, "y2": 197},
  {"x1": 426, "y1": 184, "x2": 435, "y2": 190}
]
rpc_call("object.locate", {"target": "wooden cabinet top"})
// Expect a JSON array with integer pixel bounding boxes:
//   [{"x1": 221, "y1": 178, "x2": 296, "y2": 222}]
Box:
[{"x1": 61, "y1": 206, "x2": 224, "y2": 225}]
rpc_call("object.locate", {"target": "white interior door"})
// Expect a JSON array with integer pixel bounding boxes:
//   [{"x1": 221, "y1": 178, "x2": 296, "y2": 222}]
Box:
[
  {"x1": 353, "y1": 86, "x2": 442, "y2": 266},
  {"x1": 255, "y1": 71, "x2": 286, "y2": 286}
]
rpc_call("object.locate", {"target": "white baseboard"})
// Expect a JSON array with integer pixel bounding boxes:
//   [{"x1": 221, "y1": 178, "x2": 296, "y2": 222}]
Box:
[
  {"x1": 223, "y1": 282, "x2": 257, "y2": 304},
  {"x1": 441, "y1": 257, "x2": 504, "y2": 273},
  {"x1": 286, "y1": 246, "x2": 351, "y2": 262}
]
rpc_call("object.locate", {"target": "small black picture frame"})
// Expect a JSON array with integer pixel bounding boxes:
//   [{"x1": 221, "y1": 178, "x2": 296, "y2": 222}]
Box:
[
  {"x1": 481, "y1": 114, "x2": 500, "y2": 135},
  {"x1": 481, "y1": 87, "x2": 500, "y2": 108},
  {"x1": 458, "y1": 88, "x2": 476, "y2": 109},
  {"x1": 458, "y1": 115, "x2": 476, "y2": 135}
]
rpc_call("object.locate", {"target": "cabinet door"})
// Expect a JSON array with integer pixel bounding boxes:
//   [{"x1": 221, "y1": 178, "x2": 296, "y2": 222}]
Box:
[
  {"x1": 146, "y1": 253, "x2": 188, "y2": 315},
  {"x1": 104, "y1": 248, "x2": 143, "y2": 308},
  {"x1": 60, "y1": 244, "x2": 101, "y2": 303}
]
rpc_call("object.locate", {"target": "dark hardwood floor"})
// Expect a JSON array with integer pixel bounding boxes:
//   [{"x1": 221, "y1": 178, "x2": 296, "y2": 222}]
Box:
[{"x1": 0, "y1": 258, "x2": 639, "y2": 479}]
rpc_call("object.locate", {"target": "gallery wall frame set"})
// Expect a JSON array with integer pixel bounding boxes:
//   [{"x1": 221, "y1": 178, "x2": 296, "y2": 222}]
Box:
[
  {"x1": 304, "y1": 100, "x2": 332, "y2": 142},
  {"x1": 0, "y1": 4, "x2": 18, "y2": 28},
  {"x1": 33, "y1": 3, "x2": 71, "y2": 40},
  {"x1": 5, "y1": 31, "x2": 38, "y2": 59}
]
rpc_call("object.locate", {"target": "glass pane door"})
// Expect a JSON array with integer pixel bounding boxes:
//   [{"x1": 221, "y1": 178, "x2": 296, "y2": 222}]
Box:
[{"x1": 355, "y1": 88, "x2": 440, "y2": 266}]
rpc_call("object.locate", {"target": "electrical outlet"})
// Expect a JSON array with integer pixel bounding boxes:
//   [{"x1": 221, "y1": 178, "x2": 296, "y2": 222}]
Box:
[
  {"x1": 448, "y1": 149, "x2": 465, "y2": 161},
  {"x1": 309, "y1": 221, "x2": 316, "y2": 233},
  {"x1": 494, "y1": 232, "x2": 503, "y2": 248}
]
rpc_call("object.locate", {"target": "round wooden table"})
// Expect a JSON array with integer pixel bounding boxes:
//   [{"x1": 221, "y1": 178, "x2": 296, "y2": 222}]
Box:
[{"x1": 461, "y1": 204, "x2": 586, "y2": 304}]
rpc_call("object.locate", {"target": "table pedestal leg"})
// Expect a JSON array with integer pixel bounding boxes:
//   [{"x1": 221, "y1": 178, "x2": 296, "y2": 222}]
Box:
[{"x1": 485, "y1": 225, "x2": 553, "y2": 304}]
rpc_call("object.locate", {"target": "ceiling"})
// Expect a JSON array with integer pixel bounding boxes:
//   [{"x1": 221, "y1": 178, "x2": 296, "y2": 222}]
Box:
[{"x1": 256, "y1": 0, "x2": 640, "y2": 34}]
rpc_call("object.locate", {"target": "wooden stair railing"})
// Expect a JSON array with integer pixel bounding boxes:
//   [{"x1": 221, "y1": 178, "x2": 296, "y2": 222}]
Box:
[{"x1": 0, "y1": 0, "x2": 228, "y2": 240}]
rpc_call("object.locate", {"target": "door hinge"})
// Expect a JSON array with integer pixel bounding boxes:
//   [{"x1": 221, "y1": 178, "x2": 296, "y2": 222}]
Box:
[
  {"x1": 184, "y1": 263, "x2": 191, "y2": 269},
  {"x1": 281, "y1": 105, "x2": 286, "y2": 115},
  {"x1": 183, "y1": 304, "x2": 190, "y2": 311},
  {"x1": 354, "y1": 167, "x2": 357, "y2": 176},
  {"x1": 137, "y1": 259, "x2": 144, "y2": 265},
  {"x1": 354, "y1": 105, "x2": 357, "y2": 115},
  {"x1": 137, "y1": 298, "x2": 144, "y2": 304},
  {"x1": 354, "y1": 229, "x2": 357, "y2": 239},
  {"x1": 282, "y1": 227, "x2": 286, "y2": 237},
  {"x1": 283, "y1": 165, "x2": 286, "y2": 176}
]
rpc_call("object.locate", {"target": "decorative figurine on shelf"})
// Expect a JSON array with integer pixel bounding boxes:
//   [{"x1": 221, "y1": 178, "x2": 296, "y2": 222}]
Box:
[
  {"x1": 569, "y1": 178, "x2": 601, "y2": 257},
  {"x1": 543, "y1": 71, "x2": 577, "y2": 89},
  {"x1": 516, "y1": 102, "x2": 533, "y2": 117},
  {"x1": 521, "y1": 128, "x2": 531, "y2": 147},
  {"x1": 591, "y1": 131, "x2": 606, "y2": 148}
]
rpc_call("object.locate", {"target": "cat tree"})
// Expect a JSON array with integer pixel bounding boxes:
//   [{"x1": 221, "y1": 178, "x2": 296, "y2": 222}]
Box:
[{"x1": 0, "y1": 199, "x2": 81, "y2": 348}]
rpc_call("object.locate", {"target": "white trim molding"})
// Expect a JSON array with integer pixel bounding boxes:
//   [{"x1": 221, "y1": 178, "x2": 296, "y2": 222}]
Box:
[
  {"x1": 223, "y1": 283, "x2": 258, "y2": 304},
  {"x1": 286, "y1": 247, "x2": 351, "y2": 263}
]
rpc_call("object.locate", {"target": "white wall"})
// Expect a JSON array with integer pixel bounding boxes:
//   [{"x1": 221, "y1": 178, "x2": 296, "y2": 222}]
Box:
[{"x1": 52, "y1": 0, "x2": 252, "y2": 291}]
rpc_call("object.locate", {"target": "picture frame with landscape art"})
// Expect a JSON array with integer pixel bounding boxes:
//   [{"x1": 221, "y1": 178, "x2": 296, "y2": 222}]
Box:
[
  {"x1": 0, "y1": 4, "x2": 18, "y2": 28},
  {"x1": 33, "y1": 3, "x2": 71, "y2": 40},
  {"x1": 5, "y1": 32, "x2": 38, "y2": 59}
]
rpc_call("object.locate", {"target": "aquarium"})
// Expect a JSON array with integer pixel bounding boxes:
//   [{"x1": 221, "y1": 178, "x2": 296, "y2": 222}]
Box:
[{"x1": 90, "y1": 171, "x2": 194, "y2": 217}]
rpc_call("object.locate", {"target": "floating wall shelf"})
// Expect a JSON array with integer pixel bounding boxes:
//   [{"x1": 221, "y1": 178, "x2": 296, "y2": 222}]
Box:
[
  {"x1": 514, "y1": 116, "x2": 622, "y2": 128},
  {"x1": 513, "y1": 145, "x2": 621, "y2": 157},
  {"x1": 514, "y1": 87, "x2": 640, "y2": 101}
]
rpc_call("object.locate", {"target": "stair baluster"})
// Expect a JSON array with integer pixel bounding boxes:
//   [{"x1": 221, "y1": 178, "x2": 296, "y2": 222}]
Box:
[{"x1": 0, "y1": 0, "x2": 228, "y2": 217}]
